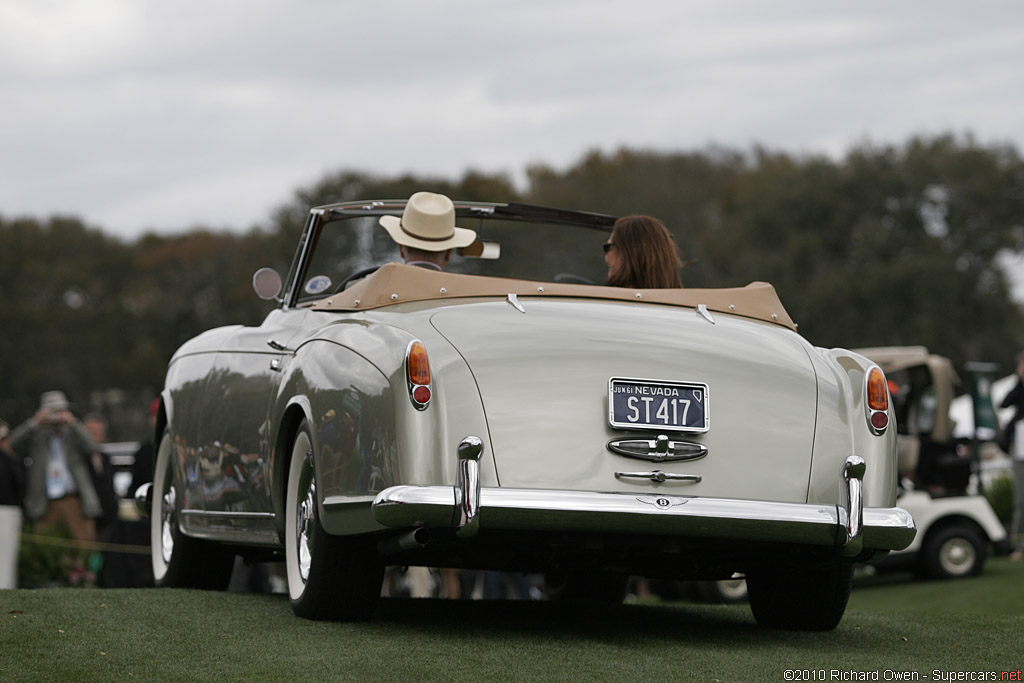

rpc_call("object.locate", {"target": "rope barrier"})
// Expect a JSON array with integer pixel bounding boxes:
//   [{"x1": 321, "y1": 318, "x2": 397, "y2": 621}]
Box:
[{"x1": 18, "y1": 532, "x2": 152, "y2": 555}]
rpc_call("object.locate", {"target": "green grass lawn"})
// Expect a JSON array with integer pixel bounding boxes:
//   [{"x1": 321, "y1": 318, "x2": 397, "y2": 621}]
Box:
[
  {"x1": 2, "y1": 559, "x2": 1022, "y2": 682},
  {"x1": 849, "y1": 555, "x2": 1024, "y2": 615}
]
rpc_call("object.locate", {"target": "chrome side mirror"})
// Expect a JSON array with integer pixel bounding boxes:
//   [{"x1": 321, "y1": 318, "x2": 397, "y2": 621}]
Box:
[{"x1": 252, "y1": 267, "x2": 283, "y2": 300}]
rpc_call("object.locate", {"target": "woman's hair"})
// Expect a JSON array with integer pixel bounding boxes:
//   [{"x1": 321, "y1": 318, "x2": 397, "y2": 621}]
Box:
[{"x1": 606, "y1": 215, "x2": 683, "y2": 289}]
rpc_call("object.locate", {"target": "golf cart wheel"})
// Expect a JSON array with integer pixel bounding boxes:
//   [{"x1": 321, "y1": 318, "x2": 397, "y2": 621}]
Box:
[{"x1": 921, "y1": 522, "x2": 987, "y2": 579}]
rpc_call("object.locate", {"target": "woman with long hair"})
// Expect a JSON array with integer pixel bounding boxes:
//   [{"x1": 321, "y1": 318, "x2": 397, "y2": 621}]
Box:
[{"x1": 604, "y1": 215, "x2": 683, "y2": 289}]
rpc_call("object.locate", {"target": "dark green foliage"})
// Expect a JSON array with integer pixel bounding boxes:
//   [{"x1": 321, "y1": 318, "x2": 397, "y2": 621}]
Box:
[
  {"x1": 983, "y1": 473, "x2": 1015, "y2": 525},
  {"x1": 3, "y1": 135, "x2": 1024, "y2": 433},
  {"x1": 17, "y1": 523, "x2": 99, "y2": 588},
  {"x1": 0, "y1": 218, "x2": 281, "y2": 433},
  {"x1": 702, "y1": 136, "x2": 1024, "y2": 366}
]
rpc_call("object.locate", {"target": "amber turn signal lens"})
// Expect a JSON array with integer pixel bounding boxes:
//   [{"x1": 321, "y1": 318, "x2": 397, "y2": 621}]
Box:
[
  {"x1": 407, "y1": 341, "x2": 431, "y2": 386},
  {"x1": 867, "y1": 366, "x2": 889, "y2": 412}
]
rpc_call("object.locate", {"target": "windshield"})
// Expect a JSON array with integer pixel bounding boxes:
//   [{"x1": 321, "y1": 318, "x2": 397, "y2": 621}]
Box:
[{"x1": 295, "y1": 214, "x2": 611, "y2": 305}]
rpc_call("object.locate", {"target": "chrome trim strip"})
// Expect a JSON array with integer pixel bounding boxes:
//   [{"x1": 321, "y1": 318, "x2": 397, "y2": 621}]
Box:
[
  {"x1": 179, "y1": 509, "x2": 281, "y2": 546},
  {"x1": 323, "y1": 494, "x2": 378, "y2": 508},
  {"x1": 371, "y1": 486, "x2": 916, "y2": 551},
  {"x1": 283, "y1": 210, "x2": 323, "y2": 308},
  {"x1": 180, "y1": 509, "x2": 276, "y2": 520}
]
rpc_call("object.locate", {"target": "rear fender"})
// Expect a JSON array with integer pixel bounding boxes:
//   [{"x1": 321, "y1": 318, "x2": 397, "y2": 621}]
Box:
[
  {"x1": 806, "y1": 349, "x2": 898, "y2": 509},
  {"x1": 273, "y1": 341, "x2": 394, "y2": 534},
  {"x1": 273, "y1": 326, "x2": 494, "y2": 537}
]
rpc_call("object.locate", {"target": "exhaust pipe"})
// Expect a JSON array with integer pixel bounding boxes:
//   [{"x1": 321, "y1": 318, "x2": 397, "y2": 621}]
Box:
[{"x1": 377, "y1": 527, "x2": 432, "y2": 555}]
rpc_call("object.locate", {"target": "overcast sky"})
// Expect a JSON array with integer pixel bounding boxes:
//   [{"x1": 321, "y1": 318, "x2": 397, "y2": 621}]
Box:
[{"x1": 1, "y1": 0, "x2": 1022, "y2": 241}]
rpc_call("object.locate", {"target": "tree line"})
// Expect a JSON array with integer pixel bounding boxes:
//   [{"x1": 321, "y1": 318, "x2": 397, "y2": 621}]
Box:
[{"x1": 3, "y1": 133, "x2": 1023, "y2": 437}]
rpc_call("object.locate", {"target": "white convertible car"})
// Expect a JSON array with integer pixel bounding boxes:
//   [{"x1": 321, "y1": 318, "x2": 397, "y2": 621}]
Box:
[{"x1": 138, "y1": 199, "x2": 915, "y2": 630}]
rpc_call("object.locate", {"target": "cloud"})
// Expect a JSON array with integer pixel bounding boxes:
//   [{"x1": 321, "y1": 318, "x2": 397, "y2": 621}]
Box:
[
  {"x1": 1, "y1": 0, "x2": 1023, "y2": 238},
  {"x1": 0, "y1": 0, "x2": 144, "y2": 75}
]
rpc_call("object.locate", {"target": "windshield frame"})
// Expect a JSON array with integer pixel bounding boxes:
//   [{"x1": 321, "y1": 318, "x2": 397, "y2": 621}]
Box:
[{"x1": 282, "y1": 200, "x2": 617, "y2": 309}]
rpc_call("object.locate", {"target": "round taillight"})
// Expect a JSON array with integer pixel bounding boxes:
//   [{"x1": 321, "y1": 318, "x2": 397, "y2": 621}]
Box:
[
  {"x1": 870, "y1": 411, "x2": 889, "y2": 430},
  {"x1": 412, "y1": 385, "x2": 431, "y2": 404}
]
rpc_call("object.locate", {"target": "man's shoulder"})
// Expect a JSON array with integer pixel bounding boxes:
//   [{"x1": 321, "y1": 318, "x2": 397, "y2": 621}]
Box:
[{"x1": 9, "y1": 419, "x2": 40, "y2": 445}]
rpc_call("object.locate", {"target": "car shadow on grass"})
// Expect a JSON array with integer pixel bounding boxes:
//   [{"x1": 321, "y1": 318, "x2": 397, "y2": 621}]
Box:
[
  {"x1": 249, "y1": 589, "x2": 943, "y2": 657},
  {"x1": 372, "y1": 597, "x2": 760, "y2": 641}
]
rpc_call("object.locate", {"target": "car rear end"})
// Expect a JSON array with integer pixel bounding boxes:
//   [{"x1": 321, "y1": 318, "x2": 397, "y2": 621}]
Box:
[{"x1": 368, "y1": 294, "x2": 913, "y2": 623}]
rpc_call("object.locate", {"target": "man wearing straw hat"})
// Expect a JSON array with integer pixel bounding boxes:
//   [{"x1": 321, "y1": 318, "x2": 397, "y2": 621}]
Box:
[
  {"x1": 379, "y1": 192, "x2": 477, "y2": 270},
  {"x1": 9, "y1": 391, "x2": 104, "y2": 545}
]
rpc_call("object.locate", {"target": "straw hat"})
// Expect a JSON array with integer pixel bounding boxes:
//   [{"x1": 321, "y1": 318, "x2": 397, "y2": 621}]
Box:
[
  {"x1": 379, "y1": 192, "x2": 477, "y2": 251},
  {"x1": 39, "y1": 391, "x2": 70, "y2": 413}
]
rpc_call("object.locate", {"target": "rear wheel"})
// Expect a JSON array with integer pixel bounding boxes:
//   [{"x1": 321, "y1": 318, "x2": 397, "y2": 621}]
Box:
[
  {"x1": 285, "y1": 420, "x2": 384, "y2": 620},
  {"x1": 151, "y1": 430, "x2": 234, "y2": 589},
  {"x1": 746, "y1": 564, "x2": 853, "y2": 631},
  {"x1": 920, "y1": 523, "x2": 987, "y2": 579}
]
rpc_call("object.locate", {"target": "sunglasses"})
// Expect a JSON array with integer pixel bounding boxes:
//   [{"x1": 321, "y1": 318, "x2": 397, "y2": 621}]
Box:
[{"x1": 603, "y1": 242, "x2": 615, "y2": 253}]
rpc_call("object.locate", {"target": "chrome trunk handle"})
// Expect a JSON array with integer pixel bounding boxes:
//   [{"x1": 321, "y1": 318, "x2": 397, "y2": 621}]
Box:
[{"x1": 614, "y1": 470, "x2": 702, "y2": 483}]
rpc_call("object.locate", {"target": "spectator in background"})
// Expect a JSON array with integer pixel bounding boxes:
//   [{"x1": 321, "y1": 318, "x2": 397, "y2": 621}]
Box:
[
  {"x1": 83, "y1": 412, "x2": 119, "y2": 533},
  {"x1": 604, "y1": 215, "x2": 683, "y2": 289},
  {"x1": 100, "y1": 398, "x2": 159, "y2": 588},
  {"x1": 0, "y1": 420, "x2": 26, "y2": 588},
  {"x1": 998, "y1": 351, "x2": 1024, "y2": 560},
  {"x1": 82, "y1": 413, "x2": 107, "y2": 451},
  {"x1": 9, "y1": 392, "x2": 104, "y2": 548},
  {"x1": 0, "y1": 420, "x2": 25, "y2": 508},
  {"x1": 129, "y1": 398, "x2": 159, "y2": 498}
]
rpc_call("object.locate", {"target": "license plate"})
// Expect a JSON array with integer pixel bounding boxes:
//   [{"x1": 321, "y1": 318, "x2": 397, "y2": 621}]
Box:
[{"x1": 608, "y1": 377, "x2": 709, "y2": 432}]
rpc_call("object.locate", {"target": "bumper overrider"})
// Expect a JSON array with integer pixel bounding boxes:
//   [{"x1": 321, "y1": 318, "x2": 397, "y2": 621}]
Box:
[{"x1": 371, "y1": 438, "x2": 917, "y2": 556}]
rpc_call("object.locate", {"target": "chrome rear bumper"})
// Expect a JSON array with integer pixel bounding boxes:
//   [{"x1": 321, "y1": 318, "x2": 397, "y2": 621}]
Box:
[
  {"x1": 371, "y1": 485, "x2": 916, "y2": 552},
  {"x1": 372, "y1": 443, "x2": 915, "y2": 554}
]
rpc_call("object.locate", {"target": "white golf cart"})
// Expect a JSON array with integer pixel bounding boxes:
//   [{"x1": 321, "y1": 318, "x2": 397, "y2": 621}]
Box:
[{"x1": 857, "y1": 346, "x2": 1008, "y2": 579}]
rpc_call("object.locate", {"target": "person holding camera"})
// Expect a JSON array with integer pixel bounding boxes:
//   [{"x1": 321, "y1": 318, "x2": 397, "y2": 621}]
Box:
[{"x1": 8, "y1": 391, "x2": 104, "y2": 546}]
